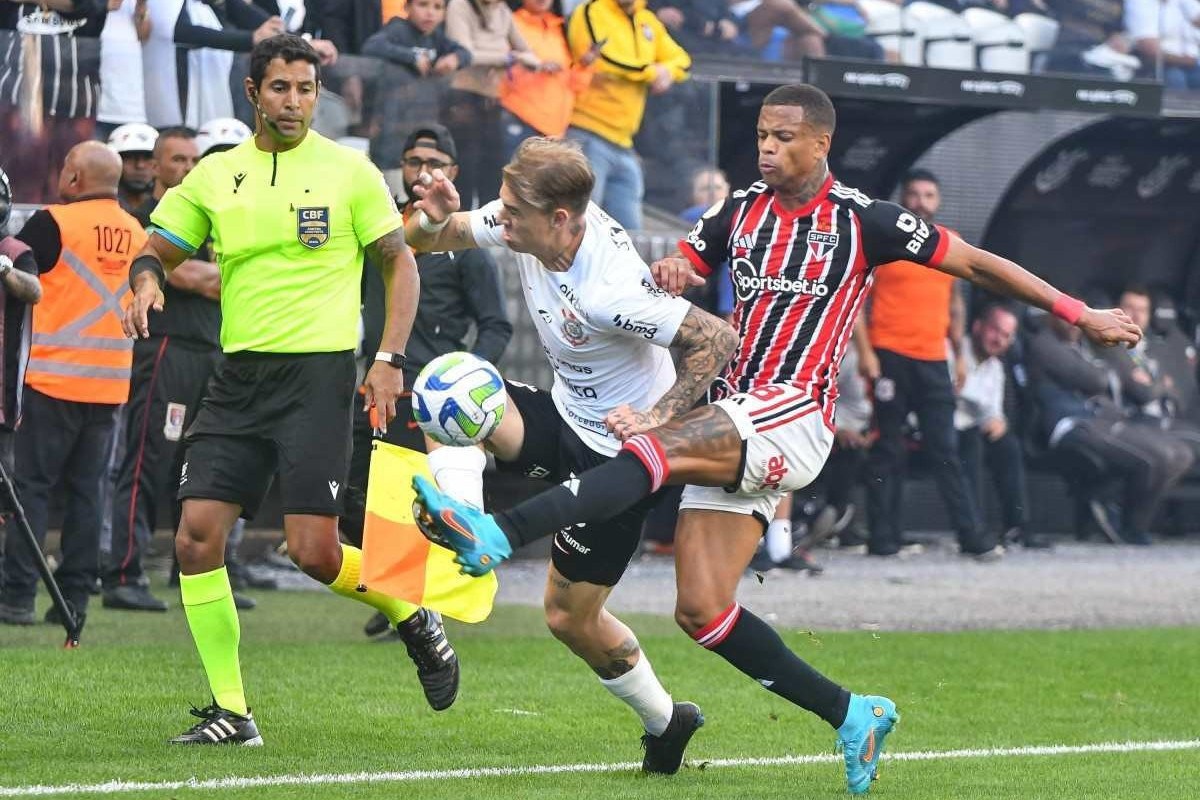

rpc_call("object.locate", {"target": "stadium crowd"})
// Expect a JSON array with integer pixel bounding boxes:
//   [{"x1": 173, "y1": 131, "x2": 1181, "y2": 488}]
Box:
[
  {"x1": 0, "y1": 0, "x2": 1198, "y2": 616},
  {"x1": 3, "y1": 0, "x2": 1200, "y2": 207}
]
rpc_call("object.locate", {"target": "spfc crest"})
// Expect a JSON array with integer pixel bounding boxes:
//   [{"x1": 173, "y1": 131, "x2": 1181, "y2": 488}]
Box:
[
  {"x1": 561, "y1": 308, "x2": 589, "y2": 347},
  {"x1": 806, "y1": 229, "x2": 839, "y2": 261},
  {"x1": 297, "y1": 207, "x2": 330, "y2": 248}
]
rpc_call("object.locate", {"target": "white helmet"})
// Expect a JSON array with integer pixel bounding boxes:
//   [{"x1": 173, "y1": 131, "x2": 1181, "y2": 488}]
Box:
[
  {"x1": 107, "y1": 122, "x2": 159, "y2": 155},
  {"x1": 196, "y1": 118, "x2": 252, "y2": 157}
]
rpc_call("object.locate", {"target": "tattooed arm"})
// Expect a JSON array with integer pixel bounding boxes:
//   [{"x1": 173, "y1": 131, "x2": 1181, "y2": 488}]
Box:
[
  {"x1": 402, "y1": 169, "x2": 482, "y2": 253},
  {"x1": 361, "y1": 227, "x2": 420, "y2": 431},
  {"x1": 403, "y1": 211, "x2": 479, "y2": 253},
  {"x1": 607, "y1": 305, "x2": 738, "y2": 439}
]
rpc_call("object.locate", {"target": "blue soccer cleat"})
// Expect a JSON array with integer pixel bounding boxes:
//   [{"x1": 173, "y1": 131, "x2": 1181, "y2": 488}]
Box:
[
  {"x1": 412, "y1": 475, "x2": 513, "y2": 576},
  {"x1": 836, "y1": 694, "x2": 899, "y2": 794}
]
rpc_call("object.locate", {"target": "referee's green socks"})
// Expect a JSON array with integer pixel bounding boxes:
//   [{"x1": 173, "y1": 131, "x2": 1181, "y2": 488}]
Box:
[
  {"x1": 180, "y1": 567, "x2": 248, "y2": 716},
  {"x1": 328, "y1": 544, "x2": 420, "y2": 625}
]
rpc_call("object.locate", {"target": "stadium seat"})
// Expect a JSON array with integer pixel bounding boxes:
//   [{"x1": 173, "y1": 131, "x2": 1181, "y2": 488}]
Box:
[
  {"x1": 1012, "y1": 12, "x2": 1060, "y2": 73},
  {"x1": 858, "y1": 0, "x2": 913, "y2": 58},
  {"x1": 962, "y1": 7, "x2": 1029, "y2": 74},
  {"x1": 900, "y1": 2, "x2": 974, "y2": 70}
]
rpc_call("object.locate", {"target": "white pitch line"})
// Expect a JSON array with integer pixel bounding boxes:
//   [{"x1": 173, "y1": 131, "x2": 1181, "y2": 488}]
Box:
[{"x1": 2, "y1": 739, "x2": 1196, "y2": 797}]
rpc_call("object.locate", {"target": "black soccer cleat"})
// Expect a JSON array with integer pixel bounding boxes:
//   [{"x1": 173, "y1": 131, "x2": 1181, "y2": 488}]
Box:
[
  {"x1": 397, "y1": 608, "x2": 460, "y2": 711},
  {"x1": 641, "y1": 701, "x2": 705, "y2": 775},
  {"x1": 169, "y1": 703, "x2": 263, "y2": 746}
]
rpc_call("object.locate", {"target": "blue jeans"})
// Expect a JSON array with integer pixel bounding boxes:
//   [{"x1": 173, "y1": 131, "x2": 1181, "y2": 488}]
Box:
[
  {"x1": 1163, "y1": 64, "x2": 1200, "y2": 90},
  {"x1": 566, "y1": 126, "x2": 644, "y2": 231},
  {"x1": 501, "y1": 112, "x2": 543, "y2": 164}
]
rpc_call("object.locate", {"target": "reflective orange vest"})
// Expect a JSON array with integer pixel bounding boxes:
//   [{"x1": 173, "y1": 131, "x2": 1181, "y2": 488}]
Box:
[{"x1": 27, "y1": 200, "x2": 146, "y2": 405}]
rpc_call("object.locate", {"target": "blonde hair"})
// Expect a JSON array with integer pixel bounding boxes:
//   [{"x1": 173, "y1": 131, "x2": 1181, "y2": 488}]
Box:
[{"x1": 502, "y1": 137, "x2": 594, "y2": 217}]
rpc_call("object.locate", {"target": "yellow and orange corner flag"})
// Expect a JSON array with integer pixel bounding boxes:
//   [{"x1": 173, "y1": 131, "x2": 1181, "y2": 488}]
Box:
[{"x1": 361, "y1": 441, "x2": 498, "y2": 623}]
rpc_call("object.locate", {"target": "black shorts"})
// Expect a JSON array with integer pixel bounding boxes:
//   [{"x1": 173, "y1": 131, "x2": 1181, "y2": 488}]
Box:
[
  {"x1": 178, "y1": 350, "x2": 355, "y2": 519},
  {"x1": 499, "y1": 380, "x2": 656, "y2": 587}
]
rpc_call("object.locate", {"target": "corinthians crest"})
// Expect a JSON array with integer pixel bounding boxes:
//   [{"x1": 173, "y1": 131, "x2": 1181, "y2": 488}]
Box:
[{"x1": 560, "y1": 308, "x2": 589, "y2": 346}]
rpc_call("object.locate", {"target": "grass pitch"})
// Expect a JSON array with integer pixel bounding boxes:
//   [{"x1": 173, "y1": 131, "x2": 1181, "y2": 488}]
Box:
[{"x1": 0, "y1": 586, "x2": 1196, "y2": 799}]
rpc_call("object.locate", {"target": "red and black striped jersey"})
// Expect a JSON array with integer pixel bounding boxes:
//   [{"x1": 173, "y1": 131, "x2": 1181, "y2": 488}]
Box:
[{"x1": 677, "y1": 173, "x2": 951, "y2": 429}]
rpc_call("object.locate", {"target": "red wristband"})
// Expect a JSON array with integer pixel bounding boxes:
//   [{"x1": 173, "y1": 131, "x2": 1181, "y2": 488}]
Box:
[{"x1": 1051, "y1": 294, "x2": 1085, "y2": 325}]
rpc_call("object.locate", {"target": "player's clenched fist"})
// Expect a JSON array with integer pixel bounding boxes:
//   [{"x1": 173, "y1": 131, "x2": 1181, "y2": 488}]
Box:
[
  {"x1": 123, "y1": 273, "x2": 164, "y2": 339},
  {"x1": 650, "y1": 256, "x2": 705, "y2": 297},
  {"x1": 605, "y1": 404, "x2": 663, "y2": 441}
]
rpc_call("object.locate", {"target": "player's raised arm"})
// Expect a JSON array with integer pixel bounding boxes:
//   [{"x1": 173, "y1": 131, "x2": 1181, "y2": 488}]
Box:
[
  {"x1": 934, "y1": 237, "x2": 1143, "y2": 349},
  {"x1": 608, "y1": 304, "x2": 738, "y2": 440},
  {"x1": 404, "y1": 169, "x2": 478, "y2": 253},
  {"x1": 124, "y1": 232, "x2": 195, "y2": 339}
]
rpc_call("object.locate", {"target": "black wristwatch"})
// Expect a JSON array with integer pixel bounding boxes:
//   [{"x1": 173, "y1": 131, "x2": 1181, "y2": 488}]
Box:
[{"x1": 374, "y1": 351, "x2": 407, "y2": 369}]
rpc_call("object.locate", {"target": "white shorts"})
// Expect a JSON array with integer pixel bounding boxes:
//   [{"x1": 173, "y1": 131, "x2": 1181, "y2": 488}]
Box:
[{"x1": 679, "y1": 385, "x2": 835, "y2": 523}]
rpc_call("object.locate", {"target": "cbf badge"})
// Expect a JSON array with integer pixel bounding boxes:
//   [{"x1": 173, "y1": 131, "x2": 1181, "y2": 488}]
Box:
[{"x1": 297, "y1": 207, "x2": 330, "y2": 248}]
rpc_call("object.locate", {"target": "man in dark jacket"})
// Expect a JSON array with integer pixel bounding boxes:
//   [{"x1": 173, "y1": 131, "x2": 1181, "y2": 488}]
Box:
[
  {"x1": 361, "y1": 0, "x2": 471, "y2": 75},
  {"x1": 345, "y1": 123, "x2": 510, "y2": 558},
  {"x1": 1028, "y1": 313, "x2": 1191, "y2": 545}
]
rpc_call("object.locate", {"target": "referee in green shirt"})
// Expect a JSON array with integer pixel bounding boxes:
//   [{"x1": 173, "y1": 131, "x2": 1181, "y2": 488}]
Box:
[{"x1": 124, "y1": 35, "x2": 459, "y2": 745}]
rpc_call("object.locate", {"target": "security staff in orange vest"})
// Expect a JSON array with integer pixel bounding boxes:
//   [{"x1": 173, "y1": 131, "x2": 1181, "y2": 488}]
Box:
[{"x1": 0, "y1": 142, "x2": 147, "y2": 626}]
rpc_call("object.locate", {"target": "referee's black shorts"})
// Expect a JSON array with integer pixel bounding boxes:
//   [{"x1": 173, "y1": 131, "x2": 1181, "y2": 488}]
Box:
[
  {"x1": 497, "y1": 380, "x2": 658, "y2": 587},
  {"x1": 178, "y1": 350, "x2": 355, "y2": 519}
]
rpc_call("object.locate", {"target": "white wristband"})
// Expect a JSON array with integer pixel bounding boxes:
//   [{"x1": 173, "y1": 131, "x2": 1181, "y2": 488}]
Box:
[{"x1": 418, "y1": 211, "x2": 449, "y2": 234}]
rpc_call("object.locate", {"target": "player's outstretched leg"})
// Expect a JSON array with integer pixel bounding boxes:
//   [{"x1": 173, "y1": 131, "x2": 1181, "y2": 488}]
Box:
[
  {"x1": 675, "y1": 509, "x2": 898, "y2": 794},
  {"x1": 412, "y1": 474, "x2": 512, "y2": 576}
]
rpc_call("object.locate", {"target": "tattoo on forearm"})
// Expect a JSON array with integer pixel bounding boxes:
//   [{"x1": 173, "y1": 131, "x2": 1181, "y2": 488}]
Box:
[
  {"x1": 367, "y1": 228, "x2": 408, "y2": 267},
  {"x1": 453, "y1": 219, "x2": 471, "y2": 245},
  {"x1": 654, "y1": 404, "x2": 742, "y2": 458},
  {"x1": 592, "y1": 636, "x2": 641, "y2": 679},
  {"x1": 651, "y1": 307, "x2": 738, "y2": 422}
]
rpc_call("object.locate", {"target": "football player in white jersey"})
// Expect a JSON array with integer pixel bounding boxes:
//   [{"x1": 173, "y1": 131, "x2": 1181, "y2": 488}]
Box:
[{"x1": 404, "y1": 137, "x2": 737, "y2": 774}]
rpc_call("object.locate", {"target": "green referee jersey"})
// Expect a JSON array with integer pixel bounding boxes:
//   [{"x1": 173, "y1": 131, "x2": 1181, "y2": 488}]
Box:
[{"x1": 151, "y1": 130, "x2": 403, "y2": 354}]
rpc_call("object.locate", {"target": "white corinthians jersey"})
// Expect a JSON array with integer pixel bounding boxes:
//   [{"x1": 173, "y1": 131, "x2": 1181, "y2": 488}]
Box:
[{"x1": 470, "y1": 201, "x2": 691, "y2": 455}]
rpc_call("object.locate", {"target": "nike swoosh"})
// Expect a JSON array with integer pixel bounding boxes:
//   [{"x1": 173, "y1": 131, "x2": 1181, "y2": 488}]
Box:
[
  {"x1": 440, "y1": 510, "x2": 478, "y2": 544},
  {"x1": 861, "y1": 728, "x2": 876, "y2": 764}
]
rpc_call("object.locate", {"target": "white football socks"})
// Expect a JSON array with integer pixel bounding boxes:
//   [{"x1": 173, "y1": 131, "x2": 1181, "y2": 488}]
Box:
[
  {"x1": 765, "y1": 518, "x2": 793, "y2": 562},
  {"x1": 598, "y1": 651, "x2": 674, "y2": 736},
  {"x1": 426, "y1": 445, "x2": 487, "y2": 509}
]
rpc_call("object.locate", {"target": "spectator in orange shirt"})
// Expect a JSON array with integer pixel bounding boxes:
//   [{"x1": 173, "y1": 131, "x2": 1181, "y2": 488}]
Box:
[
  {"x1": 860, "y1": 169, "x2": 999, "y2": 561},
  {"x1": 499, "y1": 0, "x2": 598, "y2": 159}
]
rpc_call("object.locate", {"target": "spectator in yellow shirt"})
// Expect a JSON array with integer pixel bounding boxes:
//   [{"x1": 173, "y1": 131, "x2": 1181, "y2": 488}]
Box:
[{"x1": 565, "y1": 0, "x2": 690, "y2": 230}]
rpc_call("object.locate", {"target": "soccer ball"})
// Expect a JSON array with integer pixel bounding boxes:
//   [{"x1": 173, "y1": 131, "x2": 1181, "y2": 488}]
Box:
[{"x1": 412, "y1": 352, "x2": 507, "y2": 446}]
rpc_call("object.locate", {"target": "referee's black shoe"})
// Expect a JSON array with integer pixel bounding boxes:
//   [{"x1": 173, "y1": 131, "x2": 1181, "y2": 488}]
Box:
[
  {"x1": 169, "y1": 702, "x2": 263, "y2": 745},
  {"x1": 397, "y1": 608, "x2": 459, "y2": 710},
  {"x1": 642, "y1": 701, "x2": 705, "y2": 775}
]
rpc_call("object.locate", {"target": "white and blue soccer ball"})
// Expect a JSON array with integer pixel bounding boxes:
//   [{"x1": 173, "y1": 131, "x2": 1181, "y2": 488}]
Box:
[{"x1": 412, "y1": 352, "x2": 507, "y2": 446}]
